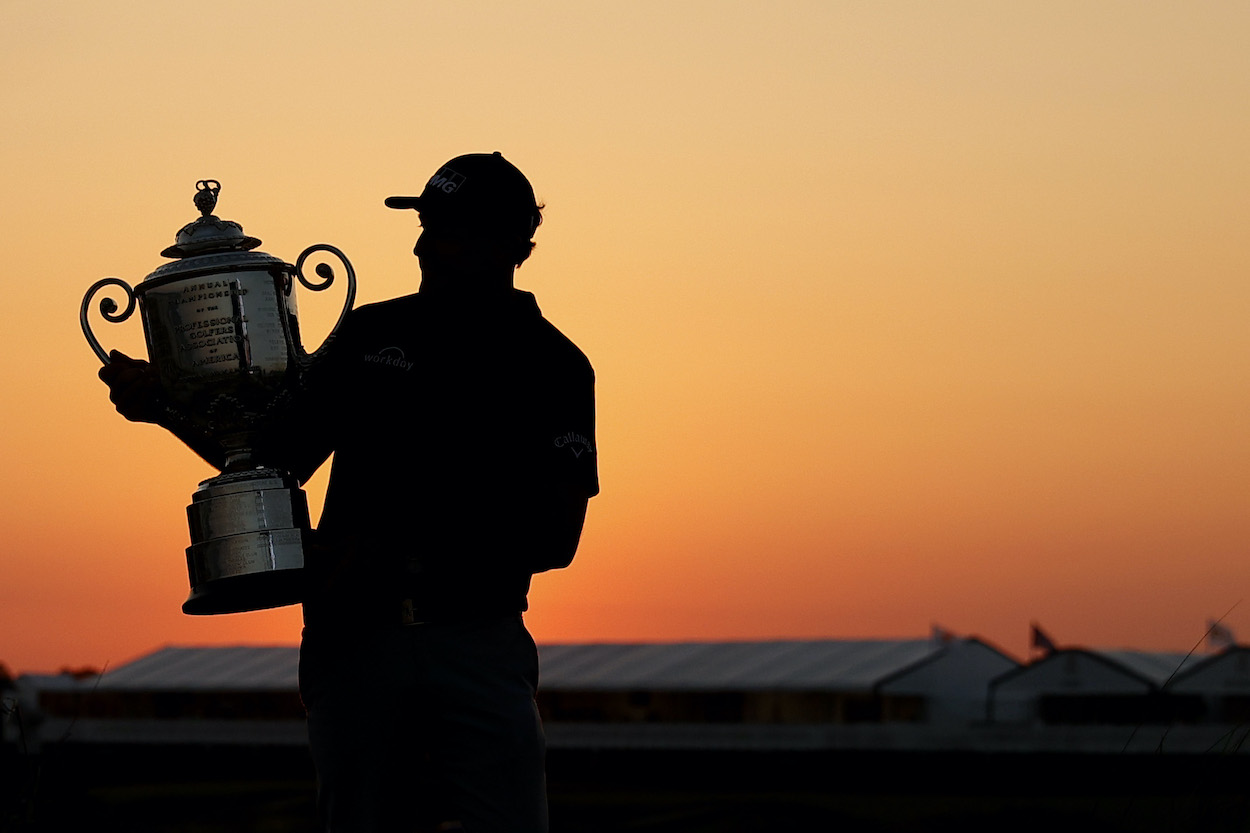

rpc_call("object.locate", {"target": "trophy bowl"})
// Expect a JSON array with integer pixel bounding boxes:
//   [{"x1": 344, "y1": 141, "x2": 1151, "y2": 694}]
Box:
[{"x1": 81, "y1": 180, "x2": 355, "y2": 615}]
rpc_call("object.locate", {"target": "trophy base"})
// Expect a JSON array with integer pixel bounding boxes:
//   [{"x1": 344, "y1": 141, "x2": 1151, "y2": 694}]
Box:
[
  {"x1": 183, "y1": 568, "x2": 305, "y2": 615},
  {"x1": 183, "y1": 468, "x2": 311, "y2": 616}
]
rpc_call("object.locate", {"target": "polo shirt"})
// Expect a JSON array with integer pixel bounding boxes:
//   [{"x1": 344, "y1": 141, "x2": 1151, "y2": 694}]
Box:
[{"x1": 294, "y1": 289, "x2": 597, "y2": 624}]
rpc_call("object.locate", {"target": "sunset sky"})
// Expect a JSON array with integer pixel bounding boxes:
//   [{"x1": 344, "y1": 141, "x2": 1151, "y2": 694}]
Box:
[{"x1": 4, "y1": 1, "x2": 1250, "y2": 673}]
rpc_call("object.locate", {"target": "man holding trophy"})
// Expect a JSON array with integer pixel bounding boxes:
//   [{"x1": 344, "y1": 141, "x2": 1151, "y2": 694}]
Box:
[{"x1": 97, "y1": 152, "x2": 599, "y2": 832}]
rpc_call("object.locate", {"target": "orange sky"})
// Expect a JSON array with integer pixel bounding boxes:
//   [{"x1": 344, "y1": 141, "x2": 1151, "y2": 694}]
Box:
[{"x1": 4, "y1": 2, "x2": 1250, "y2": 673}]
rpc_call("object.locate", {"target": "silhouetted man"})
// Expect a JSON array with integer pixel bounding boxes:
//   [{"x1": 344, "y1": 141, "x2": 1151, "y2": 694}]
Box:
[{"x1": 100, "y1": 152, "x2": 598, "y2": 832}]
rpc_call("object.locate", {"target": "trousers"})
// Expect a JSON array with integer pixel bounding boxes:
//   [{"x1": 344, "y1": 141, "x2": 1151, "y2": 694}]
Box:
[{"x1": 300, "y1": 615, "x2": 548, "y2": 832}]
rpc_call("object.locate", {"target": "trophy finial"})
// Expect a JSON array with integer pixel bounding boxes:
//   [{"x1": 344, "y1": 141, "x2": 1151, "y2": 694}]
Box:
[
  {"x1": 194, "y1": 180, "x2": 221, "y2": 217},
  {"x1": 161, "y1": 179, "x2": 260, "y2": 258}
]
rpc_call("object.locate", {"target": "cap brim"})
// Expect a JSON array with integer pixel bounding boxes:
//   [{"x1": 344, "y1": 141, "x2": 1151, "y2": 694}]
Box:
[{"x1": 384, "y1": 196, "x2": 423, "y2": 209}]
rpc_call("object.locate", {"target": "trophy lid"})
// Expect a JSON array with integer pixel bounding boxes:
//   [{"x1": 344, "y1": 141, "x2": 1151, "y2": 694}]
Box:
[{"x1": 160, "y1": 180, "x2": 263, "y2": 258}]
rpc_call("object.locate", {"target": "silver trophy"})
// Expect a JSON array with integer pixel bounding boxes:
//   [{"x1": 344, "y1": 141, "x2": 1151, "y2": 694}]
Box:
[{"x1": 80, "y1": 180, "x2": 356, "y2": 615}]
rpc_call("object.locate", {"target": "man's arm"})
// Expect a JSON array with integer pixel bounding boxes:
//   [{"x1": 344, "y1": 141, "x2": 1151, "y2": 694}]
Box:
[
  {"x1": 97, "y1": 349, "x2": 336, "y2": 482},
  {"x1": 98, "y1": 350, "x2": 228, "y2": 469},
  {"x1": 520, "y1": 365, "x2": 598, "y2": 573},
  {"x1": 518, "y1": 485, "x2": 589, "y2": 573}
]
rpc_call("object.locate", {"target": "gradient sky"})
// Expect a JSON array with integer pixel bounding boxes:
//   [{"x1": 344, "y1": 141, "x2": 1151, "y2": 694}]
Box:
[{"x1": 4, "y1": 1, "x2": 1250, "y2": 673}]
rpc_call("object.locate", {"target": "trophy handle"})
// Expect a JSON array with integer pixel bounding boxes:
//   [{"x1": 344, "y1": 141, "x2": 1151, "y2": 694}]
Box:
[
  {"x1": 80, "y1": 277, "x2": 138, "y2": 364},
  {"x1": 292, "y1": 244, "x2": 357, "y2": 362}
]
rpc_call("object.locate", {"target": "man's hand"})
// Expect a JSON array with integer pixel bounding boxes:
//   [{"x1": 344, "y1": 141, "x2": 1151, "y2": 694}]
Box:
[{"x1": 98, "y1": 350, "x2": 166, "y2": 424}]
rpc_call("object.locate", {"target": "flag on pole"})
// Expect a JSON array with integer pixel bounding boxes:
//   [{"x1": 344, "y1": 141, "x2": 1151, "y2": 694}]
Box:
[
  {"x1": 1030, "y1": 622, "x2": 1057, "y2": 656},
  {"x1": 1207, "y1": 619, "x2": 1236, "y2": 652},
  {"x1": 930, "y1": 624, "x2": 955, "y2": 645}
]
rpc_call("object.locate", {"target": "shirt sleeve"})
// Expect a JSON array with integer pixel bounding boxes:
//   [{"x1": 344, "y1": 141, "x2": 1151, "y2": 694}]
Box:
[{"x1": 542, "y1": 354, "x2": 598, "y2": 500}]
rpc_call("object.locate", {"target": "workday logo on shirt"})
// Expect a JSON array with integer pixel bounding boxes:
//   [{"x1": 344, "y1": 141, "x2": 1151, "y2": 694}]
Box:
[
  {"x1": 553, "y1": 431, "x2": 595, "y2": 459},
  {"x1": 363, "y1": 346, "x2": 414, "y2": 371}
]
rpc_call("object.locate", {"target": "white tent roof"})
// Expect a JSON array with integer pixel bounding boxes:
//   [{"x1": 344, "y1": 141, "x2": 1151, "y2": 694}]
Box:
[
  {"x1": 538, "y1": 640, "x2": 960, "y2": 691},
  {"x1": 96, "y1": 645, "x2": 298, "y2": 691},
  {"x1": 91, "y1": 639, "x2": 996, "y2": 693},
  {"x1": 992, "y1": 648, "x2": 1204, "y2": 695},
  {"x1": 1170, "y1": 646, "x2": 1250, "y2": 693},
  {"x1": 1097, "y1": 650, "x2": 1200, "y2": 687}
]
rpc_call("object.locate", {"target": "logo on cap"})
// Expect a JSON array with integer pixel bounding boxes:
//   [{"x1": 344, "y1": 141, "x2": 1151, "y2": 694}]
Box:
[{"x1": 427, "y1": 167, "x2": 466, "y2": 194}]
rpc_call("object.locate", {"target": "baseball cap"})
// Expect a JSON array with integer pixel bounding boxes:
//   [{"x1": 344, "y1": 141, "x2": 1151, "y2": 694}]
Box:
[{"x1": 385, "y1": 151, "x2": 541, "y2": 236}]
